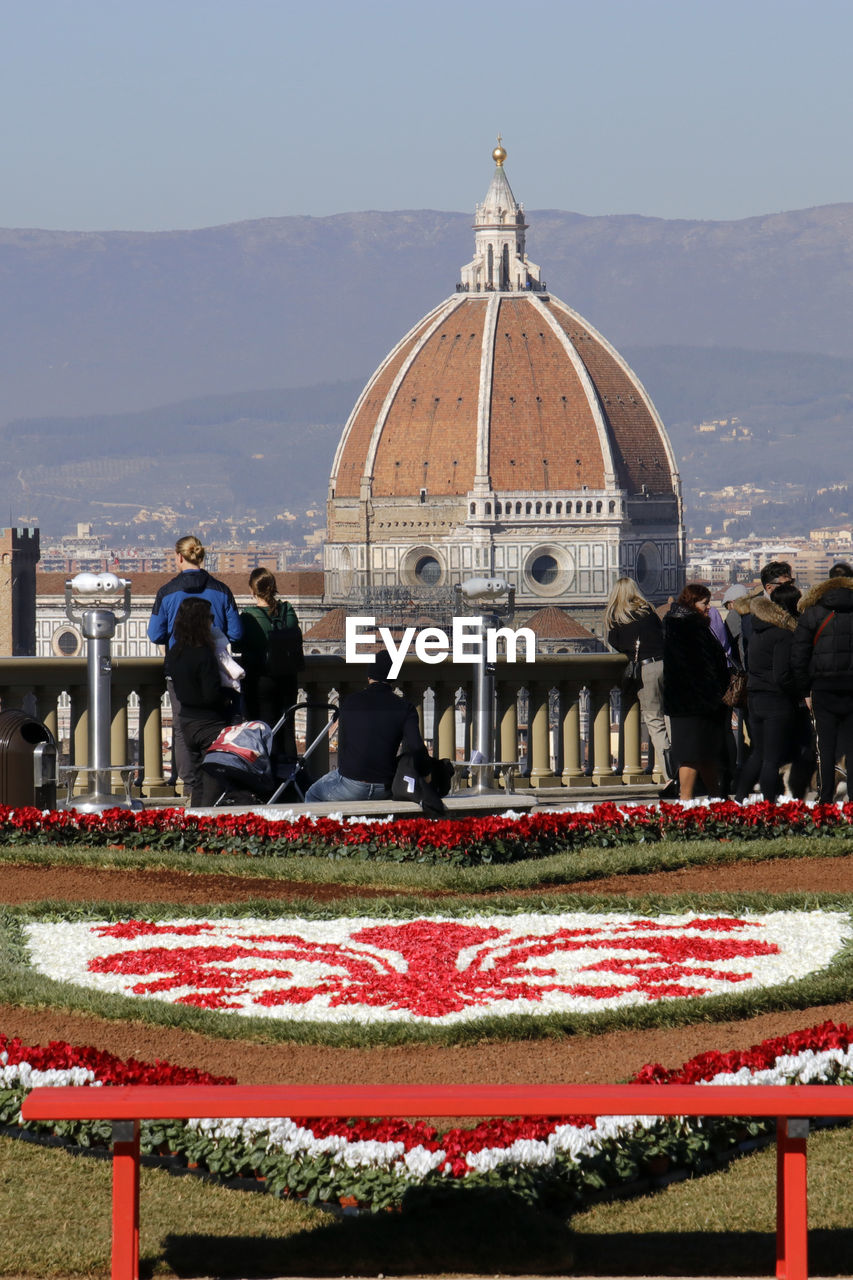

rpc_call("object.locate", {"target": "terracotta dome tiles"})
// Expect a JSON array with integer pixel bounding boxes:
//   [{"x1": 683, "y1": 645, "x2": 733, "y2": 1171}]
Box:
[
  {"x1": 489, "y1": 298, "x2": 605, "y2": 491},
  {"x1": 371, "y1": 300, "x2": 486, "y2": 496},
  {"x1": 545, "y1": 301, "x2": 674, "y2": 495},
  {"x1": 334, "y1": 312, "x2": 438, "y2": 498}
]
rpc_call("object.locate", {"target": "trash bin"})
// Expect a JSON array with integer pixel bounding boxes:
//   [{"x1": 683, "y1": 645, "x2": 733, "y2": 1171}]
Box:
[{"x1": 0, "y1": 709, "x2": 57, "y2": 809}]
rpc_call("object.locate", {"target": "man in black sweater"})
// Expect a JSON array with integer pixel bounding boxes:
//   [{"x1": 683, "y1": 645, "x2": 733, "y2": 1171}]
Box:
[{"x1": 305, "y1": 651, "x2": 430, "y2": 802}]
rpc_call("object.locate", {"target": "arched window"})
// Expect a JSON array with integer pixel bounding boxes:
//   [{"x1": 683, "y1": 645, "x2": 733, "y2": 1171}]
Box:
[
  {"x1": 545, "y1": 501, "x2": 552, "y2": 515},
  {"x1": 596, "y1": 501, "x2": 602, "y2": 514},
  {"x1": 555, "y1": 501, "x2": 562, "y2": 514},
  {"x1": 525, "y1": 501, "x2": 532, "y2": 515},
  {"x1": 485, "y1": 502, "x2": 492, "y2": 515},
  {"x1": 535, "y1": 501, "x2": 542, "y2": 515},
  {"x1": 586, "y1": 501, "x2": 593, "y2": 514}
]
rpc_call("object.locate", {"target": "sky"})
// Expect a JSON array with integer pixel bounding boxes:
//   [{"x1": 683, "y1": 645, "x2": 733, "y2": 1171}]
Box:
[{"x1": 2, "y1": 0, "x2": 852, "y2": 231}]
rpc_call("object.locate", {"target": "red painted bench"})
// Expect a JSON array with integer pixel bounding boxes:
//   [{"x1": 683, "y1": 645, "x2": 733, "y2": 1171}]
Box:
[{"x1": 21, "y1": 1081, "x2": 853, "y2": 1280}]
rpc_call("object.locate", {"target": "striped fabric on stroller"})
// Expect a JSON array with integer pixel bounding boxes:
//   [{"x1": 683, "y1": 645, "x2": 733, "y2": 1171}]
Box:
[{"x1": 203, "y1": 703, "x2": 338, "y2": 805}]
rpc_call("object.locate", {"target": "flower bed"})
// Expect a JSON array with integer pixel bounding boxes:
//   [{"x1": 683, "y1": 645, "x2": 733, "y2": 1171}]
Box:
[
  {"x1": 4, "y1": 1021, "x2": 852, "y2": 1211},
  {"x1": 3, "y1": 800, "x2": 853, "y2": 865},
  {"x1": 23, "y1": 909, "x2": 852, "y2": 1024}
]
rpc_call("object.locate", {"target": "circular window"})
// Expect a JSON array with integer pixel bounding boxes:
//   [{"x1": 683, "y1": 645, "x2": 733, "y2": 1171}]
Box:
[
  {"x1": 52, "y1": 627, "x2": 82, "y2": 657},
  {"x1": 401, "y1": 545, "x2": 445, "y2": 588},
  {"x1": 523, "y1": 546, "x2": 575, "y2": 596},
  {"x1": 635, "y1": 541, "x2": 662, "y2": 595},
  {"x1": 415, "y1": 555, "x2": 442, "y2": 585},
  {"x1": 530, "y1": 554, "x2": 559, "y2": 584}
]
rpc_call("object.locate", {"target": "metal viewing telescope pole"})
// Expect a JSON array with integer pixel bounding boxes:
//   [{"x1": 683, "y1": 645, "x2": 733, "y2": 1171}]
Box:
[
  {"x1": 454, "y1": 577, "x2": 516, "y2": 794},
  {"x1": 63, "y1": 572, "x2": 139, "y2": 813}
]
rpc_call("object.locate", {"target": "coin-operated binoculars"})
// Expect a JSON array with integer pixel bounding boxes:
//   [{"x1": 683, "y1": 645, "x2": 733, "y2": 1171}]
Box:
[
  {"x1": 453, "y1": 577, "x2": 516, "y2": 793},
  {"x1": 63, "y1": 572, "x2": 141, "y2": 813}
]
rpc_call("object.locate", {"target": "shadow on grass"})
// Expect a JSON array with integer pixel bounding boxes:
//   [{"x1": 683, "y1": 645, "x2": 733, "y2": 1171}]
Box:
[
  {"x1": 156, "y1": 1187, "x2": 575, "y2": 1277},
  {"x1": 573, "y1": 1227, "x2": 853, "y2": 1276}
]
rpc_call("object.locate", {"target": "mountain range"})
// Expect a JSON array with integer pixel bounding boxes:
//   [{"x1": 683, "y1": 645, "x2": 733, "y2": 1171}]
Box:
[{"x1": 3, "y1": 203, "x2": 853, "y2": 531}]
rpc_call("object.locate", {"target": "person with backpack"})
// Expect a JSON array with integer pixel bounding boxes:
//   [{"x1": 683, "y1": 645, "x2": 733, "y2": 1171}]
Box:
[
  {"x1": 236, "y1": 567, "x2": 304, "y2": 753},
  {"x1": 791, "y1": 562, "x2": 853, "y2": 804},
  {"x1": 147, "y1": 534, "x2": 242, "y2": 789},
  {"x1": 163, "y1": 598, "x2": 231, "y2": 808}
]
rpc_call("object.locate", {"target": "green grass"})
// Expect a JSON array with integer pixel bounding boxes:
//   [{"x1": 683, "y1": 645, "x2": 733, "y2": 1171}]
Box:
[
  {"x1": 3, "y1": 833, "x2": 853, "y2": 895},
  {"x1": 571, "y1": 1124, "x2": 853, "y2": 1275},
  {"x1": 0, "y1": 1137, "x2": 574, "y2": 1277},
  {"x1": 3, "y1": 1129, "x2": 853, "y2": 1276}
]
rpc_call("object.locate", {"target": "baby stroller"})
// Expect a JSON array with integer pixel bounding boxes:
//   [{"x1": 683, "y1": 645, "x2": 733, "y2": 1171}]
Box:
[{"x1": 203, "y1": 702, "x2": 338, "y2": 805}]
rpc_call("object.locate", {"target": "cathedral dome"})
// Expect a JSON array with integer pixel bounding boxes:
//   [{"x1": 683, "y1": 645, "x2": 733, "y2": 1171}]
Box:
[{"x1": 325, "y1": 146, "x2": 683, "y2": 618}]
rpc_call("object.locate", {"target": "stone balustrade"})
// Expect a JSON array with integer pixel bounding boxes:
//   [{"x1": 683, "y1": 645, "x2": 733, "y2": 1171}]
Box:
[{"x1": 0, "y1": 654, "x2": 658, "y2": 799}]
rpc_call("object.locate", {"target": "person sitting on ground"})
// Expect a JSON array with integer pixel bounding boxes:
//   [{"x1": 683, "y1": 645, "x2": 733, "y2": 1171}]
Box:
[
  {"x1": 305, "y1": 650, "x2": 431, "y2": 803},
  {"x1": 163, "y1": 598, "x2": 232, "y2": 808}
]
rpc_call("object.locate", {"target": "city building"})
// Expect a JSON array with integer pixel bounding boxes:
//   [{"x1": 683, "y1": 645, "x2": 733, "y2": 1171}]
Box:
[
  {"x1": 0, "y1": 526, "x2": 40, "y2": 655},
  {"x1": 324, "y1": 143, "x2": 685, "y2": 627},
  {"x1": 35, "y1": 571, "x2": 325, "y2": 659}
]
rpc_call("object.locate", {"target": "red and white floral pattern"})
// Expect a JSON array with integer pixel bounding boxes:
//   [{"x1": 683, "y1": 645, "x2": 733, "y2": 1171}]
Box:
[
  {"x1": 25, "y1": 909, "x2": 851, "y2": 1023},
  {"x1": 5, "y1": 1021, "x2": 853, "y2": 1198}
]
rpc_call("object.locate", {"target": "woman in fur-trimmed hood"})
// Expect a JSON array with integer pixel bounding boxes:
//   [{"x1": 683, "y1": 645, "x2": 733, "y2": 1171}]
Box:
[
  {"x1": 735, "y1": 585, "x2": 815, "y2": 802},
  {"x1": 790, "y1": 568, "x2": 853, "y2": 804}
]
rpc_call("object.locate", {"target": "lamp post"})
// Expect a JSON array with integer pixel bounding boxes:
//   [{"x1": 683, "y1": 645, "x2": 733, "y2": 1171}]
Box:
[
  {"x1": 454, "y1": 577, "x2": 515, "y2": 793},
  {"x1": 63, "y1": 572, "x2": 139, "y2": 813}
]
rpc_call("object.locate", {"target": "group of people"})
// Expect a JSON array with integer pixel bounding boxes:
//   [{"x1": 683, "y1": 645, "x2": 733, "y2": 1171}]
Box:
[
  {"x1": 146, "y1": 534, "x2": 432, "y2": 808},
  {"x1": 146, "y1": 535, "x2": 304, "y2": 806},
  {"x1": 606, "y1": 559, "x2": 853, "y2": 803}
]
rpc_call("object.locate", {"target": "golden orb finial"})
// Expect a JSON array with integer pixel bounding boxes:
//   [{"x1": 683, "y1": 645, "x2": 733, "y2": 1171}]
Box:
[{"x1": 492, "y1": 133, "x2": 506, "y2": 166}]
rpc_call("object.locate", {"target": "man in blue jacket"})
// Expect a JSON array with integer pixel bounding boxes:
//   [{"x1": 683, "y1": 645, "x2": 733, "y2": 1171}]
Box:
[{"x1": 148, "y1": 534, "x2": 242, "y2": 789}]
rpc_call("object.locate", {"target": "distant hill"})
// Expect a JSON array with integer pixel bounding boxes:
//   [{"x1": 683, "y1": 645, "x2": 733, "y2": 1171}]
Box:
[
  {"x1": 4, "y1": 203, "x2": 853, "y2": 421},
  {"x1": 5, "y1": 347, "x2": 853, "y2": 533},
  {"x1": 0, "y1": 382, "x2": 362, "y2": 531}
]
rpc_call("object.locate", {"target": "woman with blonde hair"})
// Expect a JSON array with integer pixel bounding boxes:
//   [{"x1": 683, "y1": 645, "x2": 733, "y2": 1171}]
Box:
[
  {"x1": 236, "y1": 567, "x2": 303, "y2": 753},
  {"x1": 147, "y1": 534, "x2": 242, "y2": 790},
  {"x1": 605, "y1": 576, "x2": 671, "y2": 787}
]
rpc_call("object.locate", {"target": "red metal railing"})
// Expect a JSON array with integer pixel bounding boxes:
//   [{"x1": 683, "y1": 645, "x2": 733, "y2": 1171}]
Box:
[{"x1": 21, "y1": 1082, "x2": 853, "y2": 1280}]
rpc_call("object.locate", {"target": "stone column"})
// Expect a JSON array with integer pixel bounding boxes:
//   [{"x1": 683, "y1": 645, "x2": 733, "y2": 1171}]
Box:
[
  {"x1": 139, "y1": 686, "x2": 169, "y2": 796},
  {"x1": 528, "y1": 681, "x2": 556, "y2": 787},
  {"x1": 621, "y1": 689, "x2": 647, "y2": 784},
  {"x1": 590, "y1": 681, "x2": 614, "y2": 785}
]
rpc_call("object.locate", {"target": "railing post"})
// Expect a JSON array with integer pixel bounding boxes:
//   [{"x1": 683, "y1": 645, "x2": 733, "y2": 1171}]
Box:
[
  {"x1": 497, "y1": 681, "x2": 519, "y2": 787},
  {"x1": 70, "y1": 687, "x2": 88, "y2": 771},
  {"x1": 776, "y1": 1117, "x2": 809, "y2": 1280},
  {"x1": 110, "y1": 684, "x2": 129, "y2": 793},
  {"x1": 139, "y1": 685, "x2": 170, "y2": 796},
  {"x1": 111, "y1": 1119, "x2": 140, "y2": 1280},
  {"x1": 590, "y1": 680, "x2": 615, "y2": 785},
  {"x1": 559, "y1": 679, "x2": 586, "y2": 787},
  {"x1": 434, "y1": 680, "x2": 456, "y2": 763},
  {"x1": 528, "y1": 681, "x2": 555, "y2": 787},
  {"x1": 621, "y1": 689, "x2": 646, "y2": 783}
]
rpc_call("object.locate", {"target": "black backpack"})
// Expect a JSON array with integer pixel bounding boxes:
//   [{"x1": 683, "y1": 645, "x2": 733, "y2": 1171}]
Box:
[{"x1": 265, "y1": 615, "x2": 305, "y2": 680}]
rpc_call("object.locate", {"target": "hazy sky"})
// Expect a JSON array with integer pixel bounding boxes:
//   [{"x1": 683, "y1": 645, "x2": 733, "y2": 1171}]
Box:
[{"x1": 3, "y1": 0, "x2": 851, "y2": 231}]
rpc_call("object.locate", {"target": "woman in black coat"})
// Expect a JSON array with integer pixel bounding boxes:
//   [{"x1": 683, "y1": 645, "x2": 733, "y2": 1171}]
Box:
[
  {"x1": 164, "y1": 598, "x2": 230, "y2": 807},
  {"x1": 663, "y1": 583, "x2": 730, "y2": 799},
  {"x1": 735, "y1": 583, "x2": 814, "y2": 802}
]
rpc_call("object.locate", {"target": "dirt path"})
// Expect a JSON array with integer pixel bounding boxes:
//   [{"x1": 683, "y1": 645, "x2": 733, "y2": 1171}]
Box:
[{"x1": 4, "y1": 853, "x2": 853, "y2": 905}]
